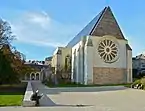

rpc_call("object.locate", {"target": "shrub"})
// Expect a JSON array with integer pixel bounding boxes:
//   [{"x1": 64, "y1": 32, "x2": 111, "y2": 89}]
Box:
[
  {"x1": 132, "y1": 79, "x2": 141, "y2": 86},
  {"x1": 132, "y1": 77, "x2": 145, "y2": 89}
]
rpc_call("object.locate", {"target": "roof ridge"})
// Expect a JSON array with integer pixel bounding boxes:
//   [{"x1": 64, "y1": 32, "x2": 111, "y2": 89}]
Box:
[
  {"x1": 66, "y1": 7, "x2": 107, "y2": 47},
  {"x1": 89, "y1": 7, "x2": 108, "y2": 35},
  {"x1": 74, "y1": 7, "x2": 106, "y2": 38}
]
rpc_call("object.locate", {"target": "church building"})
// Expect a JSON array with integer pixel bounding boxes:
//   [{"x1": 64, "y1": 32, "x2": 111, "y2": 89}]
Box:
[{"x1": 51, "y1": 6, "x2": 132, "y2": 85}]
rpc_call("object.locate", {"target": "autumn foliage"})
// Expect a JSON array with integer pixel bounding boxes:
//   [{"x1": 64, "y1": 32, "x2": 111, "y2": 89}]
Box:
[{"x1": 0, "y1": 18, "x2": 35, "y2": 84}]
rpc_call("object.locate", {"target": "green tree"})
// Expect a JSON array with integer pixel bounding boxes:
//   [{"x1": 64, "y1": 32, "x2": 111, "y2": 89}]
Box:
[
  {"x1": 0, "y1": 18, "x2": 15, "y2": 45},
  {"x1": 1, "y1": 45, "x2": 37, "y2": 81},
  {"x1": 0, "y1": 50, "x2": 19, "y2": 84},
  {"x1": 0, "y1": 18, "x2": 37, "y2": 84},
  {"x1": 0, "y1": 19, "x2": 17, "y2": 84}
]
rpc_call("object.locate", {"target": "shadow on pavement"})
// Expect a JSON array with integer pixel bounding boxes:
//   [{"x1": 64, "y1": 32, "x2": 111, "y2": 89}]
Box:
[
  {"x1": 39, "y1": 94, "x2": 92, "y2": 107},
  {"x1": 40, "y1": 86, "x2": 128, "y2": 95},
  {"x1": 31, "y1": 81, "x2": 128, "y2": 107}
]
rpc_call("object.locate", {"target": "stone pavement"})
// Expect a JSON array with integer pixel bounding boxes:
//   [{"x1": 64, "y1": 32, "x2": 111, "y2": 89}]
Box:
[{"x1": 1, "y1": 82, "x2": 145, "y2": 111}]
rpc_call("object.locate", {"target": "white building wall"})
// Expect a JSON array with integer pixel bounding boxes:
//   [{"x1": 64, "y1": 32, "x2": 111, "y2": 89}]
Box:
[
  {"x1": 51, "y1": 47, "x2": 71, "y2": 74},
  {"x1": 79, "y1": 45, "x2": 84, "y2": 84},
  {"x1": 84, "y1": 43, "x2": 93, "y2": 84},
  {"x1": 71, "y1": 41, "x2": 84, "y2": 83},
  {"x1": 71, "y1": 50, "x2": 75, "y2": 82},
  {"x1": 59, "y1": 47, "x2": 71, "y2": 67},
  {"x1": 90, "y1": 35, "x2": 128, "y2": 68},
  {"x1": 56, "y1": 54, "x2": 61, "y2": 72},
  {"x1": 76, "y1": 49, "x2": 79, "y2": 83},
  {"x1": 52, "y1": 35, "x2": 131, "y2": 85},
  {"x1": 127, "y1": 50, "x2": 132, "y2": 83}
]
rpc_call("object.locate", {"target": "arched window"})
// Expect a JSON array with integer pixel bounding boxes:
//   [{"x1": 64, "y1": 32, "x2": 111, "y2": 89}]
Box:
[
  {"x1": 31, "y1": 73, "x2": 35, "y2": 80},
  {"x1": 36, "y1": 73, "x2": 39, "y2": 80}
]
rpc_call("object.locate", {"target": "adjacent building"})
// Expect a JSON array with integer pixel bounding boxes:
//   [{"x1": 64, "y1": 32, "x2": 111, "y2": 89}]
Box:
[
  {"x1": 132, "y1": 54, "x2": 145, "y2": 77},
  {"x1": 22, "y1": 60, "x2": 52, "y2": 81},
  {"x1": 51, "y1": 47, "x2": 71, "y2": 74},
  {"x1": 45, "y1": 56, "x2": 52, "y2": 66}
]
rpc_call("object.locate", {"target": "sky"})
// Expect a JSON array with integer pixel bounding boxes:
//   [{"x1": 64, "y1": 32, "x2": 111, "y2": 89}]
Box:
[{"x1": 0, "y1": 0, "x2": 145, "y2": 60}]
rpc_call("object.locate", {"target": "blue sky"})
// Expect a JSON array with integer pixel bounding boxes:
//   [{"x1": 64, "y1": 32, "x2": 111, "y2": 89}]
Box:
[{"x1": 0, "y1": 0, "x2": 145, "y2": 60}]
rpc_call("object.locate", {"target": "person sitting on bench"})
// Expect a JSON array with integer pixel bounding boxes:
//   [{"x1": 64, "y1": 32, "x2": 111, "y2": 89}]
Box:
[{"x1": 31, "y1": 90, "x2": 43, "y2": 106}]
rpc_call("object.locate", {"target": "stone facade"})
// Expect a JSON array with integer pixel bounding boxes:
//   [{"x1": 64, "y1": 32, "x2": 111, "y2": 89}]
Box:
[
  {"x1": 93, "y1": 67, "x2": 127, "y2": 84},
  {"x1": 92, "y1": 7, "x2": 125, "y2": 40}
]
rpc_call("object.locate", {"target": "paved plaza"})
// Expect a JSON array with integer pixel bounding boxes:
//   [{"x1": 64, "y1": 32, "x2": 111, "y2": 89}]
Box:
[{"x1": 1, "y1": 82, "x2": 145, "y2": 111}]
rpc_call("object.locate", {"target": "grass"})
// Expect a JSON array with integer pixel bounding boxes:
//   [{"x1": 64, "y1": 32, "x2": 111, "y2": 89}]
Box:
[
  {"x1": 0, "y1": 82, "x2": 27, "y2": 106},
  {"x1": 46, "y1": 82, "x2": 132, "y2": 88}
]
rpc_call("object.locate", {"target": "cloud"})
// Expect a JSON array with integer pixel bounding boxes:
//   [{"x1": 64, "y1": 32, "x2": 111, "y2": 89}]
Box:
[
  {"x1": 24, "y1": 11, "x2": 51, "y2": 28},
  {"x1": 10, "y1": 11, "x2": 81, "y2": 48}
]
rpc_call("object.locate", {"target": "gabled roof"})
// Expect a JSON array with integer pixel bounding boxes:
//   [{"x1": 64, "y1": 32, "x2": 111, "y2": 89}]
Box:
[{"x1": 67, "y1": 6, "x2": 125, "y2": 47}]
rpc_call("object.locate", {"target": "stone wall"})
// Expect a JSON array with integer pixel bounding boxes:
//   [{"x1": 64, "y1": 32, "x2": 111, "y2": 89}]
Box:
[
  {"x1": 91, "y1": 7, "x2": 125, "y2": 39},
  {"x1": 23, "y1": 82, "x2": 35, "y2": 107},
  {"x1": 93, "y1": 67, "x2": 127, "y2": 84}
]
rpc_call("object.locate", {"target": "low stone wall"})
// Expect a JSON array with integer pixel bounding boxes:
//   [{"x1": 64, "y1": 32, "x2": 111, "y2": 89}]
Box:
[
  {"x1": 23, "y1": 81, "x2": 35, "y2": 107},
  {"x1": 93, "y1": 67, "x2": 127, "y2": 84}
]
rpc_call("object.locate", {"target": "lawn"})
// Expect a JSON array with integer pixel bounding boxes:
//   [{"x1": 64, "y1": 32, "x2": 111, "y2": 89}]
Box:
[
  {"x1": 0, "y1": 82, "x2": 27, "y2": 106},
  {"x1": 46, "y1": 82, "x2": 132, "y2": 88}
]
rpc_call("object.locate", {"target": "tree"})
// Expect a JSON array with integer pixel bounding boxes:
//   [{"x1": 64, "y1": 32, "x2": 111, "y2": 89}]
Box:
[
  {"x1": 0, "y1": 50, "x2": 19, "y2": 84},
  {"x1": 0, "y1": 19, "x2": 15, "y2": 46},
  {"x1": 0, "y1": 19, "x2": 35, "y2": 84}
]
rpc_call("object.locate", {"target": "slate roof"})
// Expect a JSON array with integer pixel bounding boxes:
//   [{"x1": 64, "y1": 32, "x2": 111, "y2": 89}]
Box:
[
  {"x1": 67, "y1": 7, "x2": 106, "y2": 47},
  {"x1": 66, "y1": 6, "x2": 125, "y2": 47}
]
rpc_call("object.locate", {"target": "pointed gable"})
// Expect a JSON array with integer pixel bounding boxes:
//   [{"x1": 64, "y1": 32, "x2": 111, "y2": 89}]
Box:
[
  {"x1": 67, "y1": 6, "x2": 125, "y2": 47},
  {"x1": 90, "y1": 6, "x2": 125, "y2": 39}
]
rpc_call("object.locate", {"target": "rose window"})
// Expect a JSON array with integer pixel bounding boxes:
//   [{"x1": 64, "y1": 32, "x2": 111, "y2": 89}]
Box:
[{"x1": 98, "y1": 39, "x2": 118, "y2": 63}]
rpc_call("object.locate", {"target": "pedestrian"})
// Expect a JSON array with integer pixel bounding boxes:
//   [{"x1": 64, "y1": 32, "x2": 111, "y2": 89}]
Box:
[{"x1": 31, "y1": 90, "x2": 42, "y2": 106}]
